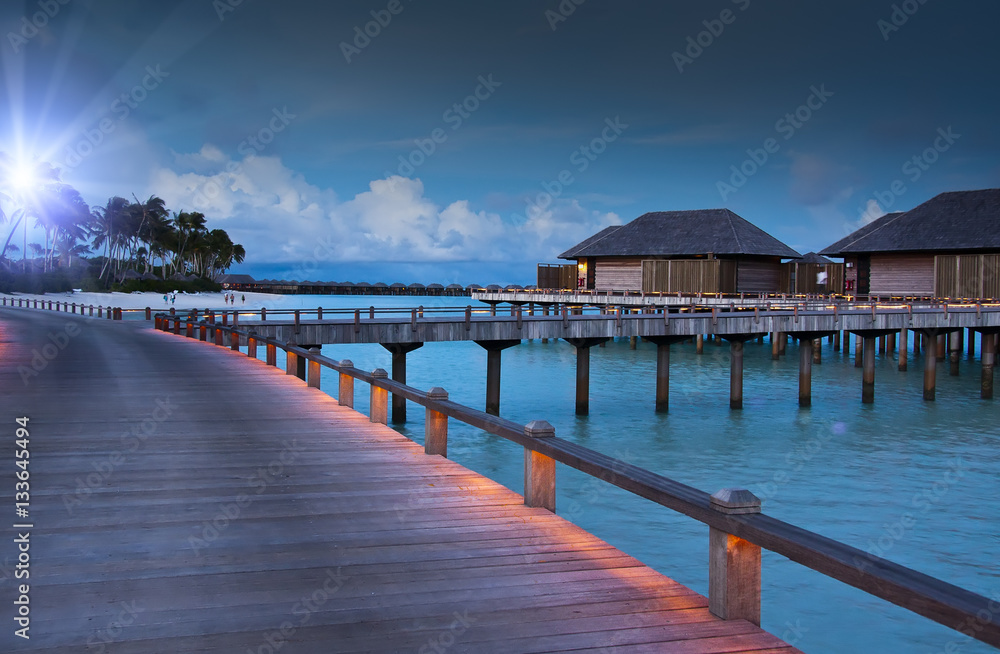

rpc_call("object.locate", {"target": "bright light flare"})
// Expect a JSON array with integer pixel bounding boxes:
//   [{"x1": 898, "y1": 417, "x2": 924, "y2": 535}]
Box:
[{"x1": 8, "y1": 163, "x2": 37, "y2": 192}]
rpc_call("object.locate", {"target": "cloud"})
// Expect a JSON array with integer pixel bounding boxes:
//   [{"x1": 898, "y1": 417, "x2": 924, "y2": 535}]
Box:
[{"x1": 147, "y1": 147, "x2": 619, "y2": 269}]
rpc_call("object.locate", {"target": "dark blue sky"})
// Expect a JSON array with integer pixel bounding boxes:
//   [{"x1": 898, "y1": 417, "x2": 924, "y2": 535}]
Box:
[{"x1": 2, "y1": 0, "x2": 998, "y2": 282}]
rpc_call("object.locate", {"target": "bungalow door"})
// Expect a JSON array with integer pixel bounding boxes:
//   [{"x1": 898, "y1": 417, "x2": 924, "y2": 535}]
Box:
[{"x1": 857, "y1": 255, "x2": 871, "y2": 295}]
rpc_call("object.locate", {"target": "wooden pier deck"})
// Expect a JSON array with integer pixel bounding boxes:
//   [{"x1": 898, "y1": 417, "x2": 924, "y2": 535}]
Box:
[{"x1": 0, "y1": 309, "x2": 801, "y2": 653}]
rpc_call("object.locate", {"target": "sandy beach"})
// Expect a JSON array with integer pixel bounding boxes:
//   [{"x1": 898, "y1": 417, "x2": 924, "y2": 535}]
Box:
[{"x1": 0, "y1": 290, "x2": 281, "y2": 311}]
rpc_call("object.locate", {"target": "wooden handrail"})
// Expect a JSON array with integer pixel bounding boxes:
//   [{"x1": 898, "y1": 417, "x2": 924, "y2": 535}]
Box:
[{"x1": 159, "y1": 311, "x2": 1000, "y2": 647}]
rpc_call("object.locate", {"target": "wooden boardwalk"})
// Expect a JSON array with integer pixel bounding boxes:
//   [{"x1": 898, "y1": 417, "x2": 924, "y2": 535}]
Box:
[{"x1": 0, "y1": 309, "x2": 800, "y2": 653}]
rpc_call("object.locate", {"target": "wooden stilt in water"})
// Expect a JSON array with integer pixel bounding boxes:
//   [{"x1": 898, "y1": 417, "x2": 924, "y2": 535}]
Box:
[
  {"x1": 949, "y1": 331, "x2": 961, "y2": 377},
  {"x1": 770, "y1": 333, "x2": 779, "y2": 360},
  {"x1": 799, "y1": 338, "x2": 813, "y2": 407},
  {"x1": 862, "y1": 336, "x2": 876, "y2": 403},
  {"x1": 697, "y1": 334, "x2": 704, "y2": 355},
  {"x1": 812, "y1": 338, "x2": 822, "y2": 364},
  {"x1": 476, "y1": 340, "x2": 520, "y2": 416},
  {"x1": 383, "y1": 343, "x2": 424, "y2": 424},
  {"x1": 898, "y1": 328, "x2": 908, "y2": 371},
  {"x1": 924, "y1": 333, "x2": 938, "y2": 401},
  {"x1": 855, "y1": 332, "x2": 863, "y2": 368},
  {"x1": 982, "y1": 332, "x2": 995, "y2": 400},
  {"x1": 729, "y1": 339, "x2": 745, "y2": 410}
]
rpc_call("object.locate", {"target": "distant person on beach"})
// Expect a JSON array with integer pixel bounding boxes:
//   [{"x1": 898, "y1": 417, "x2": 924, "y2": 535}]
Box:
[
  {"x1": 163, "y1": 294, "x2": 168, "y2": 304},
  {"x1": 241, "y1": 294, "x2": 245, "y2": 304}
]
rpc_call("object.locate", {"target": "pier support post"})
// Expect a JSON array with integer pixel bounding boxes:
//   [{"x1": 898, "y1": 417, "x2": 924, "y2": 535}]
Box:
[
  {"x1": 723, "y1": 337, "x2": 758, "y2": 410},
  {"x1": 937, "y1": 334, "x2": 946, "y2": 361},
  {"x1": 968, "y1": 328, "x2": 976, "y2": 359},
  {"x1": 381, "y1": 343, "x2": 424, "y2": 424},
  {"x1": 862, "y1": 336, "x2": 877, "y2": 404},
  {"x1": 887, "y1": 331, "x2": 896, "y2": 354},
  {"x1": 799, "y1": 339, "x2": 813, "y2": 407},
  {"x1": 307, "y1": 348, "x2": 321, "y2": 389},
  {"x1": 709, "y1": 489, "x2": 761, "y2": 626},
  {"x1": 565, "y1": 338, "x2": 609, "y2": 415},
  {"x1": 476, "y1": 340, "x2": 521, "y2": 416},
  {"x1": 370, "y1": 369, "x2": 388, "y2": 424},
  {"x1": 812, "y1": 338, "x2": 822, "y2": 365},
  {"x1": 833, "y1": 331, "x2": 840, "y2": 351},
  {"x1": 338, "y1": 360, "x2": 355, "y2": 408},
  {"x1": 842, "y1": 330, "x2": 849, "y2": 356},
  {"x1": 855, "y1": 333, "x2": 863, "y2": 368},
  {"x1": 982, "y1": 332, "x2": 995, "y2": 400},
  {"x1": 771, "y1": 333, "x2": 780, "y2": 360},
  {"x1": 523, "y1": 421, "x2": 556, "y2": 512},
  {"x1": 645, "y1": 336, "x2": 689, "y2": 413},
  {"x1": 949, "y1": 331, "x2": 961, "y2": 376},
  {"x1": 779, "y1": 334, "x2": 786, "y2": 356},
  {"x1": 697, "y1": 334, "x2": 705, "y2": 354},
  {"x1": 922, "y1": 331, "x2": 939, "y2": 401},
  {"x1": 898, "y1": 328, "x2": 908, "y2": 371},
  {"x1": 425, "y1": 388, "x2": 449, "y2": 457}
]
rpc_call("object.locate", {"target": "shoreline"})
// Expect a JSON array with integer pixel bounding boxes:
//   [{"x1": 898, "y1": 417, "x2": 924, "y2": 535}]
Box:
[{"x1": 0, "y1": 290, "x2": 278, "y2": 311}]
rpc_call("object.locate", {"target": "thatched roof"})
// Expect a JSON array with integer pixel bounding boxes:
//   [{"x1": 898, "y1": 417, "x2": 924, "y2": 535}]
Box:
[
  {"x1": 140, "y1": 272, "x2": 159, "y2": 281},
  {"x1": 559, "y1": 209, "x2": 800, "y2": 259},
  {"x1": 446, "y1": 283, "x2": 464, "y2": 290},
  {"x1": 427, "y1": 283, "x2": 445, "y2": 290},
  {"x1": 122, "y1": 269, "x2": 142, "y2": 280},
  {"x1": 794, "y1": 252, "x2": 834, "y2": 264},
  {"x1": 820, "y1": 189, "x2": 1000, "y2": 255},
  {"x1": 219, "y1": 274, "x2": 255, "y2": 284}
]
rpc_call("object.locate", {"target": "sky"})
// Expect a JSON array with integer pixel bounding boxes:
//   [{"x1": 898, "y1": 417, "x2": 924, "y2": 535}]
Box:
[{"x1": 1, "y1": 0, "x2": 998, "y2": 284}]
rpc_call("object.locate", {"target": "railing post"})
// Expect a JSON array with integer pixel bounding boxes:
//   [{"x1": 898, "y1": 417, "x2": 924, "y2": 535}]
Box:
[
  {"x1": 247, "y1": 334, "x2": 258, "y2": 359},
  {"x1": 709, "y1": 488, "x2": 762, "y2": 626},
  {"x1": 186, "y1": 320, "x2": 194, "y2": 338},
  {"x1": 230, "y1": 330, "x2": 240, "y2": 351},
  {"x1": 307, "y1": 348, "x2": 321, "y2": 388},
  {"x1": 339, "y1": 360, "x2": 355, "y2": 408},
  {"x1": 173, "y1": 316, "x2": 180, "y2": 335},
  {"x1": 370, "y1": 369, "x2": 389, "y2": 424},
  {"x1": 215, "y1": 326, "x2": 224, "y2": 346},
  {"x1": 266, "y1": 343, "x2": 277, "y2": 366},
  {"x1": 145, "y1": 306, "x2": 151, "y2": 320},
  {"x1": 425, "y1": 387, "x2": 449, "y2": 457},
  {"x1": 199, "y1": 322, "x2": 207, "y2": 341},
  {"x1": 286, "y1": 349, "x2": 299, "y2": 377},
  {"x1": 523, "y1": 420, "x2": 556, "y2": 511}
]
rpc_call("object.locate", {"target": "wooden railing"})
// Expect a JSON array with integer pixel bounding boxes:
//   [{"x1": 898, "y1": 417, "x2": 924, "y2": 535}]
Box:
[{"x1": 155, "y1": 311, "x2": 1000, "y2": 649}]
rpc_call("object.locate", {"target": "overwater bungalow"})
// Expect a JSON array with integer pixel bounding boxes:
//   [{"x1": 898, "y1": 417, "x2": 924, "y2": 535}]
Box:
[
  {"x1": 557, "y1": 209, "x2": 800, "y2": 293},
  {"x1": 820, "y1": 189, "x2": 1000, "y2": 298}
]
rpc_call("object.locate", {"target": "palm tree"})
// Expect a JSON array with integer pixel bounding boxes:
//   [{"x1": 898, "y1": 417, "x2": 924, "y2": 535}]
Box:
[
  {"x1": 0, "y1": 155, "x2": 62, "y2": 271},
  {"x1": 91, "y1": 196, "x2": 132, "y2": 282}
]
